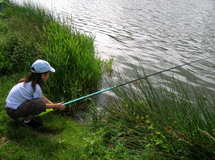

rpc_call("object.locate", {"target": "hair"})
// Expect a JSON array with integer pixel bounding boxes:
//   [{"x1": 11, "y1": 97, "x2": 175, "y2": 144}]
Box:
[{"x1": 19, "y1": 72, "x2": 47, "y2": 91}]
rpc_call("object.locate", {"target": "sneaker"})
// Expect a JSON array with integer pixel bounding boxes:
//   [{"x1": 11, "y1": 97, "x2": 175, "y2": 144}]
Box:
[{"x1": 22, "y1": 119, "x2": 43, "y2": 128}]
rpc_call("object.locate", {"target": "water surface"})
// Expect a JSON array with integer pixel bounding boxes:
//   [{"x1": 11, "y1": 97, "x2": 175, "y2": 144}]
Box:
[{"x1": 14, "y1": 0, "x2": 215, "y2": 97}]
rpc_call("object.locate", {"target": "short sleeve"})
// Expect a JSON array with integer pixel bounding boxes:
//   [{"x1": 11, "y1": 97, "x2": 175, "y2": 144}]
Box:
[{"x1": 33, "y1": 84, "x2": 43, "y2": 98}]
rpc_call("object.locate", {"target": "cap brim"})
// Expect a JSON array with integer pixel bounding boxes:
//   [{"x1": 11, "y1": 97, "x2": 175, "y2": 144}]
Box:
[{"x1": 50, "y1": 67, "x2": 55, "y2": 72}]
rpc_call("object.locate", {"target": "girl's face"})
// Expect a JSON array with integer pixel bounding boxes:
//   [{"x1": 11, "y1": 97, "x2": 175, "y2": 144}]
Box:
[{"x1": 41, "y1": 72, "x2": 50, "y2": 81}]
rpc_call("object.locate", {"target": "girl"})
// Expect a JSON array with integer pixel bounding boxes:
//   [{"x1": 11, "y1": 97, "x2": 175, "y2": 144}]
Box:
[{"x1": 5, "y1": 59, "x2": 65, "y2": 128}]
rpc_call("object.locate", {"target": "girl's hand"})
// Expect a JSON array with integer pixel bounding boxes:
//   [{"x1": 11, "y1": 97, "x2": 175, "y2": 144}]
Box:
[{"x1": 56, "y1": 102, "x2": 65, "y2": 110}]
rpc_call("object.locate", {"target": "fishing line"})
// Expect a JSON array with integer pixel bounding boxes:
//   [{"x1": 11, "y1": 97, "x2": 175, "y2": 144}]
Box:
[{"x1": 64, "y1": 56, "x2": 213, "y2": 106}]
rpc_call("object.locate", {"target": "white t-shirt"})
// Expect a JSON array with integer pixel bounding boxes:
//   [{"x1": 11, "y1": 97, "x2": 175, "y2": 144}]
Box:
[{"x1": 6, "y1": 82, "x2": 43, "y2": 109}]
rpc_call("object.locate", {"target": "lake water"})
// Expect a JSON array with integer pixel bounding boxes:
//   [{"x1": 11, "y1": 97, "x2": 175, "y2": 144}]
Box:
[{"x1": 13, "y1": 0, "x2": 215, "y2": 103}]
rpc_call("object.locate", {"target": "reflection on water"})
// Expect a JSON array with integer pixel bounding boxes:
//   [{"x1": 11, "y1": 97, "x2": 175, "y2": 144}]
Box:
[{"x1": 13, "y1": 0, "x2": 215, "y2": 95}]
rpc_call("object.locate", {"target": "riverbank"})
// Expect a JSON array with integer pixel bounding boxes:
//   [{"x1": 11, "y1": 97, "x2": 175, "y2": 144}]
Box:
[
  {"x1": 0, "y1": 0, "x2": 102, "y2": 101},
  {"x1": 0, "y1": 74, "x2": 89, "y2": 159},
  {"x1": 0, "y1": 1, "x2": 214, "y2": 160},
  {"x1": 0, "y1": 1, "x2": 102, "y2": 159}
]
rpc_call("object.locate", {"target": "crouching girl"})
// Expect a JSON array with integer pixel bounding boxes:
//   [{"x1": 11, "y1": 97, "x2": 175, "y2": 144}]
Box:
[{"x1": 5, "y1": 59, "x2": 65, "y2": 128}]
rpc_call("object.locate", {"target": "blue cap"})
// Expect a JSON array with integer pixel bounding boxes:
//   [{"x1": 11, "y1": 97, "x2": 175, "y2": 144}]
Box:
[{"x1": 31, "y1": 59, "x2": 55, "y2": 73}]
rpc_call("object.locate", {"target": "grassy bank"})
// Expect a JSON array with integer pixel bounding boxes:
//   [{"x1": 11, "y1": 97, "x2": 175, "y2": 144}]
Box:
[
  {"x1": 0, "y1": 1, "x2": 104, "y2": 159},
  {"x1": 0, "y1": 0, "x2": 102, "y2": 102},
  {"x1": 0, "y1": 1, "x2": 214, "y2": 160},
  {"x1": 0, "y1": 74, "x2": 90, "y2": 160}
]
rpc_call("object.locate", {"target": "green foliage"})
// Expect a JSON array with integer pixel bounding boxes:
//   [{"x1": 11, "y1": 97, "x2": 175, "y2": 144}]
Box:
[
  {"x1": 0, "y1": 34, "x2": 40, "y2": 74},
  {"x1": 83, "y1": 128, "x2": 147, "y2": 160},
  {"x1": 0, "y1": 20, "x2": 7, "y2": 32},
  {"x1": 87, "y1": 102, "x2": 170, "y2": 160},
  {"x1": 42, "y1": 21, "x2": 102, "y2": 101},
  {"x1": 0, "y1": 0, "x2": 9, "y2": 10},
  {"x1": 102, "y1": 57, "x2": 114, "y2": 75},
  {"x1": 91, "y1": 77, "x2": 215, "y2": 159},
  {"x1": 0, "y1": 74, "x2": 91, "y2": 160},
  {"x1": 0, "y1": 3, "x2": 48, "y2": 74},
  {"x1": 0, "y1": 2, "x2": 102, "y2": 103},
  {"x1": 3, "y1": 2, "x2": 53, "y2": 32},
  {"x1": 2, "y1": 1, "x2": 214, "y2": 160}
]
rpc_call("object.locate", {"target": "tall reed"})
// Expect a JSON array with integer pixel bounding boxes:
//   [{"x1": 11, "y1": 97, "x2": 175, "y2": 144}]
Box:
[
  {"x1": 89, "y1": 74, "x2": 215, "y2": 159},
  {"x1": 42, "y1": 21, "x2": 102, "y2": 101}
]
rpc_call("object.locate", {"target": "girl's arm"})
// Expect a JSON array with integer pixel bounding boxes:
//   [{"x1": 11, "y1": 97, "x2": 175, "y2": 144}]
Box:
[
  {"x1": 42, "y1": 96, "x2": 53, "y2": 104},
  {"x1": 46, "y1": 103, "x2": 65, "y2": 110},
  {"x1": 41, "y1": 96, "x2": 65, "y2": 110}
]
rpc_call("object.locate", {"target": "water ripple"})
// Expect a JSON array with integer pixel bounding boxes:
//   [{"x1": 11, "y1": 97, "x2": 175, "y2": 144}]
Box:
[{"x1": 14, "y1": 0, "x2": 215, "y2": 93}]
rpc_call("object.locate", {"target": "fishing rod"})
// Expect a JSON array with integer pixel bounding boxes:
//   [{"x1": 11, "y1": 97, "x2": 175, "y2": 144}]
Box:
[{"x1": 64, "y1": 56, "x2": 213, "y2": 106}]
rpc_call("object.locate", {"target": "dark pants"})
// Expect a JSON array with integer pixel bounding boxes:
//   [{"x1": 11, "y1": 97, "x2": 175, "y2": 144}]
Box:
[{"x1": 6, "y1": 98, "x2": 46, "y2": 120}]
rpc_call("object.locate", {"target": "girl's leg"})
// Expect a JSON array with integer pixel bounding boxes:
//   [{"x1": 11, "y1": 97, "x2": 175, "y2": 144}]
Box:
[
  {"x1": 6, "y1": 98, "x2": 46, "y2": 121},
  {"x1": 16, "y1": 98, "x2": 46, "y2": 118}
]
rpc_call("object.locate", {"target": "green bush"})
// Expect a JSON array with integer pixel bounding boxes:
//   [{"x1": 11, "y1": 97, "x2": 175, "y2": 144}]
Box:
[
  {"x1": 0, "y1": 2, "x2": 46, "y2": 75},
  {"x1": 0, "y1": 34, "x2": 40, "y2": 74}
]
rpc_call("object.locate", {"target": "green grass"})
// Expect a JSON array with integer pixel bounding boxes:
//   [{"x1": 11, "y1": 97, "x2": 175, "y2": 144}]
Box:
[
  {"x1": 0, "y1": 0, "x2": 102, "y2": 102},
  {"x1": 0, "y1": 1, "x2": 106, "y2": 160},
  {"x1": 102, "y1": 57, "x2": 114, "y2": 76},
  {"x1": 1, "y1": 1, "x2": 214, "y2": 160},
  {"x1": 89, "y1": 75, "x2": 215, "y2": 160},
  {"x1": 0, "y1": 74, "x2": 141, "y2": 160},
  {"x1": 0, "y1": 2, "x2": 132, "y2": 160},
  {"x1": 0, "y1": 117, "x2": 88, "y2": 160},
  {"x1": 0, "y1": 74, "x2": 89, "y2": 160},
  {"x1": 43, "y1": 21, "x2": 102, "y2": 101}
]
